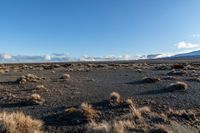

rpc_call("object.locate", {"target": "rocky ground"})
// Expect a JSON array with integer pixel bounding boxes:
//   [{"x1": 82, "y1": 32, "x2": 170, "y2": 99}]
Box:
[{"x1": 0, "y1": 59, "x2": 200, "y2": 133}]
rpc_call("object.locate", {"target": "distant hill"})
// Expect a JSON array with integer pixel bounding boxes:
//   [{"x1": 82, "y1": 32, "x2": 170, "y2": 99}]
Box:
[{"x1": 173, "y1": 50, "x2": 200, "y2": 58}]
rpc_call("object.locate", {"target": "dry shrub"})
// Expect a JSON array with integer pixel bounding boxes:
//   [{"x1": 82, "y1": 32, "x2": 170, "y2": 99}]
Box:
[
  {"x1": 113, "y1": 120, "x2": 134, "y2": 133},
  {"x1": 0, "y1": 112, "x2": 43, "y2": 133},
  {"x1": 168, "y1": 81, "x2": 188, "y2": 91},
  {"x1": 31, "y1": 94, "x2": 45, "y2": 105},
  {"x1": 87, "y1": 120, "x2": 110, "y2": 133},
  {"x1": 65, "y1": 107, "x2": 79, "y2": 114},
  {"x1": 130, "y1": 106, "x2": 142, "y2": 120},
  {"x1": 155, "y1": 65, "x2": 170, "y2": 70},
  {"x1": 162, "y1": 76, "x2": 178, "y2": 80},
  {"x1": 167, "y1": 69, "x2": 187, "y2": 76},
  {"x1": 168, "y1": 108, "x2": 196, "y2": 121},
  {"x1": 142, "y1": 77, "x2": 160, "y2": 83},
  {"x1": 60, "y1": 74, "x2": 70, "y2": 81},
  {"x1": 136, "y1": 69, "x2": 142, "y2": 73},
  {"x1": 188, "y1": 77, "x2": 200, "y2": 82},
  {"x1": 150, "y1": 124, "x2": 170, "y2": 133},
  {"x1": 171, "y1": 64, "x2": 184, "y2": 69},
  {"x1": 17, "y1": 74, "x2": 41, "y2": 84},
  {"x1": 0, "y1": 67, "x2": 9, "y2": 74},
  {"x1": 125, "y1": 98, "x2": 134, "y2": 107},
  {"x1": 139, "y1": 106, "x2": 151, "y2": 114},
  {"x1": 80, "y1": 102, "x2": 99, "y2": 121},
  {"x1": 35, "y1": 85, "x2": 47, "y2": 91},
  {"x1": 110, "y1": 92, "x2": 121, "y2": 105},
  {"x1": 87, "y1": 120, "x2": 133, "y2": 133}
]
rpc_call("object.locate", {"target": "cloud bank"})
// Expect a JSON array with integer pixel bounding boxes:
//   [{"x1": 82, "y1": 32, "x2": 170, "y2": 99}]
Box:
[
  {"x1": 190, "y1": 34, "x2": 200, "y2": 38},
  {"x1": 0, "y1": 53, "x2": 174, "y2": 63},
  {"x1": 177, "y1": 41, "x2": 199, "y2": 49}
]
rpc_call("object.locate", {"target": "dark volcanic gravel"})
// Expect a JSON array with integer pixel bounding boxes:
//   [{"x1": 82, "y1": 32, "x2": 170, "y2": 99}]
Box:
[{"x1": 0, "y1": 60, "x2": 200, "y2": 132}]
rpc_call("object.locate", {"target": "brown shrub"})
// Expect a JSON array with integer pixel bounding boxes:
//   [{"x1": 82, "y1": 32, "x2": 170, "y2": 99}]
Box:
[
  {"x1": 187, "y1": 77, "x2": 200, "y2": 82},
  {"x1": 31, "y1": 94, "x2": 45, "y2": 105},
  {"x1": 168, "y1": 81, "x2": 188, "y2": 91},
  {"x1": 17, "y1": 74, "x2": 41, "y2": 84},
  {"x1": 149, "y1": 124, "x2": 170, "y2": 133},
  {"x1": 139, "y1": 106, "x2": 151, "y2": 114},
  {"x1": 87, "y1": 120, "x2": 110, "y2": 133},
  {"x1": 0, "y1": 112, "x2": 43, "y2": 133},
  {"x1": 80, "y1": 102, "x2": 99, "y2": 121},
  {"x1": 130, "y1": 106, "x2": 142, "y2": 120},
  {"x1": 87, "y1": 120, "x2": 134, "y2": 133},
  {"x1": 142, "y1": 77, "x2": 160, "y2": 83},
  {"x1": 60, "y1": 74, "x2": 70, "y2": 81},
  {"x1": 167, "y1": 69, "x2": 187, "y2": 76},
  {"x1": 171, "y1": 64, "x2": 184, "y2": 69},
  {"x1": 168, "y1": 108, "x2": 196, "y2": 121},
  {"x1": 125, "y1": 98, "x2": 134, "y2": 107},
  {"x1": 35, "y1": 85, "x2": 47, "y2": 91},
  {"x1": 110, "y1": 92, "x2": 121, "y2": 105},
  {"x1": 65, "y1": 107, "x2": 79, "y2": 114}
]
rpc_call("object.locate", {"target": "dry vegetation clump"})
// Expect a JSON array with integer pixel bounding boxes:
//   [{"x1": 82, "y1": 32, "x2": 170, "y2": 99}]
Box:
[
  {"x1": 171, "y1": 64, "x2": 185, "y2": 69},
  {"x1": 17, "y1": 74, "x2": 41, "y2": 84},
  {"x1": 168, "y1": 108, "x2": 196, "y2": 121},
  {"x1": 185, "y1": 64, "x2": 196, "y2": 70},
  {"x1": 138, "y1": 106, "x2": 151, "y2": 114},
  {"x1": 87, "y1": 119, "x2": 134, "y2": 133},
  {"x1": 136, "y1": 69, "x2": 142, "y2": 73},
  {"x1": 64, "y1": 103, "x2": 100, "y2": 123},
  {"x1": 60, "y1": 73, "x2": 70, "y2": 81},
  {"x1": 167, "y1": 69, "x2": 187, "y2": 76},
  {"x1": 34, "y1": 85, "x2": 47, "y2": 92},
  {"x1": 113, "y1": 120, "x2": 134, "y2": 133},
  {"x1": 168, "y1": 81, "x2": 188, "y2": 91},
  {"x1": 130, "y1": 106, "x2": 142, "y2": 120},
  {"x1": 187, "y1": 77, "x2": 200, "y2": 82},
  {"x1": 155, "y1": 64, "x2": 170, "y2": 70},
  {"x1": 53, "y1": 64, "x2": 61, "y2": 68},
  {"x1": 65, "y1": 107, "x2": 79, "y2": 114},
  {"x1": 80, "y1": 102, "x2": 99, "y2": 121},
  {"x1": 162, "y1": 76, "x2": 178, "y2": 80},
  {"x1": 110, "y1": 92, "x2": 121, "y2": 105},
  {"x1": 87, "y1": 120, "x2": 110, "y2": 133},
  {"x1": 30, "y1": 93, "x2": 45, "y2": 105},
  {"x1": 0, "y1": 112, "x2": 44, "y2": 133},
  {"x1": 0, "y1": 66, "x2": 9, "y2": 74},
  {"x1": 141, "y1": 77, "x2": 160, "y2": 83},
  {"x1": 149, "y1": 124, "x2": 170, "y2": 133},
  {"x1": 125, "y1": 98, "x2": 134, "y2": 107}
]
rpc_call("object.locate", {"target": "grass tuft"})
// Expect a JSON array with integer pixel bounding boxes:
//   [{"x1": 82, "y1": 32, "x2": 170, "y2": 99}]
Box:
[{"x1": 0, "y1": 112, "x2": 43, "y2": 133}]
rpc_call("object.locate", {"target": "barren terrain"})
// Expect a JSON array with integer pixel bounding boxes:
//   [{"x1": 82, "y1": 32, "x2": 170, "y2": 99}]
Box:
[{"x1": 0, "y1": 59, "x2": 200, "y2": 133}]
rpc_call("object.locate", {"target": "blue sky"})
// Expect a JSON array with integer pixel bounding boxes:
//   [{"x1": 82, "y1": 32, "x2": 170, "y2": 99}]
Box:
[{"x1": 0, "y1": 0, "x2": 200, "y2": 57}]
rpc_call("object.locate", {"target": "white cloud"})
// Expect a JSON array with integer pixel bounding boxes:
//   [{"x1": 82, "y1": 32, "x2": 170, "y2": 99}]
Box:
[
  {"x1": 177, "y1": 41, "x2": 199, "y2": 49},
  {"x1": 190, "y1": 34, "x2": 200, "y2": 38},
  {"x1": 0, "y1": 54, "x2": 12, "y2": 59}
]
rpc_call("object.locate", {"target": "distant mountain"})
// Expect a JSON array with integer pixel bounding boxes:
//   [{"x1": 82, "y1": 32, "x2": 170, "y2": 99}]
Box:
[
  {"x1": 173, "y1": 50, "x2": 200, "y2": 58},
  {"x1": 0, "y1": 52, "x2": 176, "y2": 63},
  {"x1": 79, "y1": 55, "x2": 146, "y2": 61},
  {"x1": 147, "y1": 53, "x2": 173, "y2": 59}
]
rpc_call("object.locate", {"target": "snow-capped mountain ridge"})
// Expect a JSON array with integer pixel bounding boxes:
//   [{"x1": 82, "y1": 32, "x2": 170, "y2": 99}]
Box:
[{"x1": 2, "y1": 51, "x2": 199, "y2": 63}]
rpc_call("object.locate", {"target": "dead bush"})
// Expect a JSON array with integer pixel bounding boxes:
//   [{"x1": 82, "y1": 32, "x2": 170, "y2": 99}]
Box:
[
  {"x1": 0, "y1": 112, "x2": 43, "y2": 133},
  {"x1": 171, "y1": 64, "x2": 184, "y2": 69},
  {"x1": 80, "y1": 102, "x2": 99, "y2": 121},
  {"x1": 60, "y1": 74, "x2": 70, "y2": 81},
  {"x1": 168, "y1": 81, "x2": 188, "y2": 91},
  {"x1": 110, "y1": 92, "x2": 121, "y2": 105},
  {"x1": 31, "y1": 93, "x2": 45, "y2": 105},
  {"x1": 142, "y1": 77, "x2": 160, "y2": 83}
]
